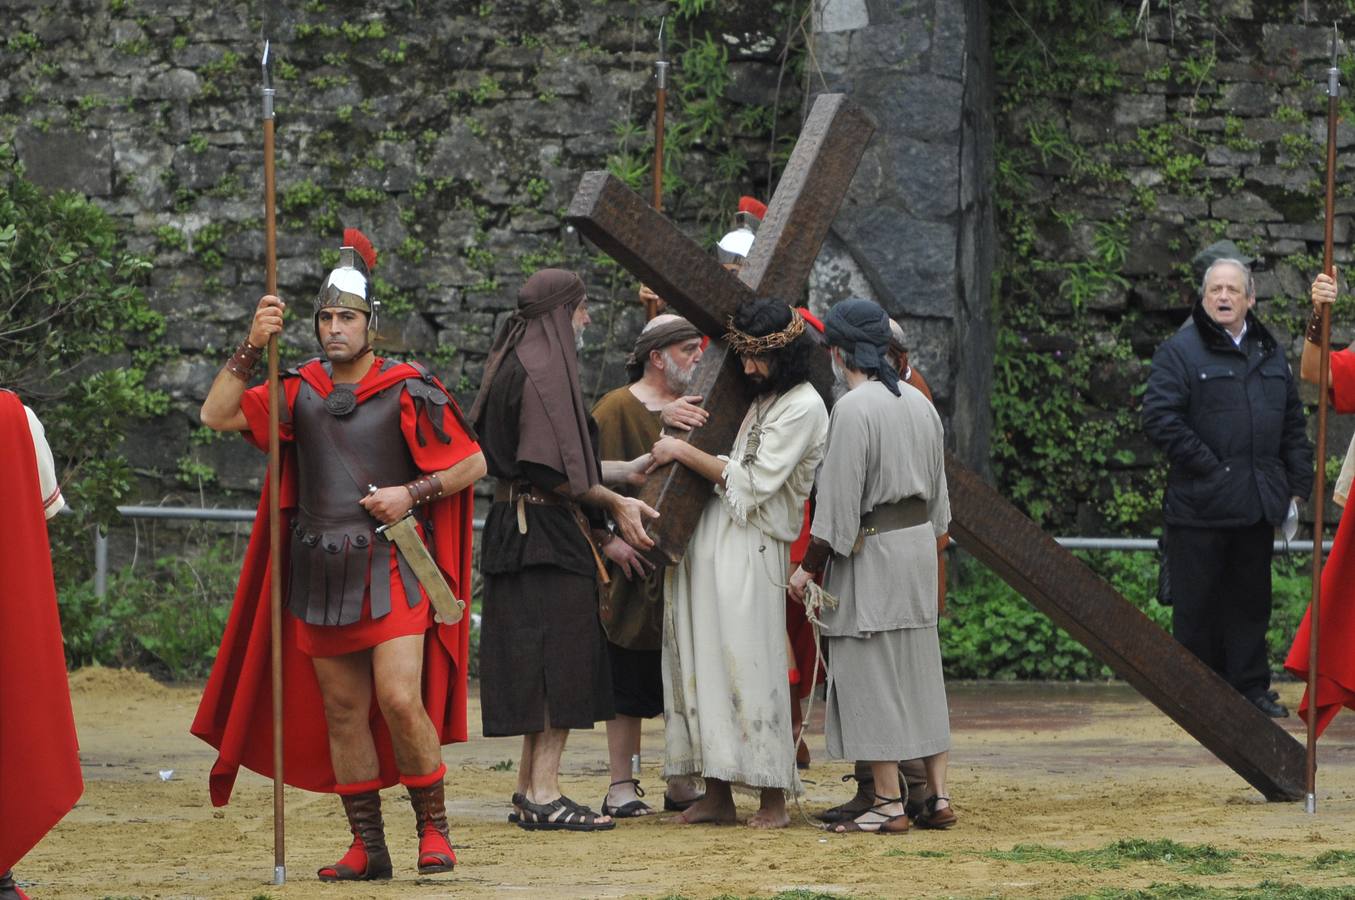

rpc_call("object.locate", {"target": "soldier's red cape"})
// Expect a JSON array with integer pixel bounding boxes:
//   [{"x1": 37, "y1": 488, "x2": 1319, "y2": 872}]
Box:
[
  {"x1": 1285, "y1": 349, "x2": 1355, "y2": 737},
  {"x1": 190, "y1": 360, "x2": 476, "y2": 806},
  {"x1": 0, "y1": 390, "x2": 83, "y2": 872},
  {"x1": 1285, "y1": 500, "x2": 1355, "y2": 737}
]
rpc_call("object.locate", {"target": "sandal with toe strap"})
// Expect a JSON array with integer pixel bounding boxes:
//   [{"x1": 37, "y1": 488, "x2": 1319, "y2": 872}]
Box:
[
  {"x1": 832, "y1": 793, "x2": 910, "y2": 835},
  {"x1": 601, "y1": 778, "x2": 653, "y2": 818},
  {"x1": 914, "y1": 795, "x2": 957, "y2": 830},
  {"x1": 816, "y1": 771, "x2": 876, "y2": 824},
  {"x1": 517, "y1": 794, "x2": 617, "y2": 832}
]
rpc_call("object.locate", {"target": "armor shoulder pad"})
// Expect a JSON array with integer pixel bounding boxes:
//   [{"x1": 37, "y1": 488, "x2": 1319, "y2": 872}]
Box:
[
  {"x1": 403, "y1": 375, "x2": 449, "y2": 405},
  {"x1": 283, "y1": 358, "x2": 323, "y2": 378}
]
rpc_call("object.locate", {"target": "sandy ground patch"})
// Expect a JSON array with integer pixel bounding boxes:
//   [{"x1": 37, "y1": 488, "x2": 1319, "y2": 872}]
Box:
[{"x1": 12, "y1": 669, "x2": 1355, "y2": 899}]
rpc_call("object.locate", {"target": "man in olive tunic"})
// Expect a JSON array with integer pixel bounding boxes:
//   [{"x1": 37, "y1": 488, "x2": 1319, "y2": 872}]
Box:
[
  {"x1": 790, "y1": 299, "x2": 954, "y2": 834},
  {"x1": 591, "y1": 314, "x2": 706, "y2": 816},
  {"x1": 469, "y1": 268, "x2": 657, "y2": 832}
]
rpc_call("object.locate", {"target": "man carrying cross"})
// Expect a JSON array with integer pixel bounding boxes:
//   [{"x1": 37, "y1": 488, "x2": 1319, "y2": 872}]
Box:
[{"x1": 649, "y1": 297, "x2": 828, "y2": 828}]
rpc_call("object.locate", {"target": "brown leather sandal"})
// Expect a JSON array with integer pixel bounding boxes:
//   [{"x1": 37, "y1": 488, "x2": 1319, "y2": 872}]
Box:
[
  {"x1": 832, "y1": 794, "x2": 910, "y2": 835},
  {"x1": 914, "y1": 794, "x2": 957, "y2": 829}
]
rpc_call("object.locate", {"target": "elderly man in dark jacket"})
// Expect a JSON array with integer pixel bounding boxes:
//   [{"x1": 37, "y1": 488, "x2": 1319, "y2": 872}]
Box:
[{"x1": 1142, "y1": 256, "x2": 1313, "y2": 718}]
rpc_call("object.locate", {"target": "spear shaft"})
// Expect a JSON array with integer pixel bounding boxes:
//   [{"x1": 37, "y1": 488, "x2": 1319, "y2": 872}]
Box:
[
  {"x1": 647, "y1": 18, "x2": 668, "y2": 320},
  {"x1": 261, "y1": 39, "x2": 286, "y2": 882},
  {"x1": 1307, "y1": 26, "x2": 1340, "y2": 816}
]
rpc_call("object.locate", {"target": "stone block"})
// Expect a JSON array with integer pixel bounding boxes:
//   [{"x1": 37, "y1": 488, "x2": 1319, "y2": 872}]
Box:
[
  {"x1": 15, "y1": 127, "x2": 113, "y2": 197},
  {"x1": 1205, "y1": 145, "x2": 1260, "y2": 166},
  {"x1": 929, "y1": 0, "x2": 969, "y2": 80},
  {"x1": 815, "y1": 0, "x2": 870, "y2": 33},
  {"x1": 855, "y1": 72, "x2": 962, "y2": 141},
  {"x1": 141, "y1": 68, "x2": 201, "y2": 101},
  {"x1": 1114, "y1": 93, "x2": 1165, "y2": 127},
  {"x1": 1218, "y1": 80, "x2": 1274, "y2": 115},
  {"x1": 850, "y1": 22, "x2": 929, "y2": 72},
  {"x1": 837, "y1": 205, "x2": 957, "y2": 317},
  {"x1": 890, "y1": 135, "x2": 960, "y2": 220},
  {"x1": 1261, "y1": 24, "x2": 1338, "y2": 64},
  {"x1": 1211, "y1": 192, "x2": 1281, "y2": 222},
  {"x1": 809, "y1": 230, "x2": 878, "y2": 306}
]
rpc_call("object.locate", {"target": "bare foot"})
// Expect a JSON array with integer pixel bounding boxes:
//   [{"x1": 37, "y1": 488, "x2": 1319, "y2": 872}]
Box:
[
  {"x1": 748, "y1": 789, "x2": 789, "y2": 829},
  {"x1": 747, "y1": 806, "x2": 790, "y2": 829},
  {"x1": 670, "y1": 794, "x2": 736, "y2": 825}
]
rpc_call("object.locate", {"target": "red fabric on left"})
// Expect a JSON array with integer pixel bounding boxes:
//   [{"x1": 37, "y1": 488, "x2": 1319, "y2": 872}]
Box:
[
  {"x1": 189, "y1": 360, "x2": 477, "y2": 806},
  {"x1": 0, "y1": 391, "x2": 83, "y2": 872},
  {"x1": 1283, "y1": 347, "x2": 1355, "y2": 737}
]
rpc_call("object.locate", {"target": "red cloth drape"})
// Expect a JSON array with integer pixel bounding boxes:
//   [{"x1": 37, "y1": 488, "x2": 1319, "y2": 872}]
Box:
[
  {"x1": 0, "y1": 391, "x2": 83, "y2": 871},
  {"x1": 1284, "y1": 347, "x2": 1355, "y2": 736}
]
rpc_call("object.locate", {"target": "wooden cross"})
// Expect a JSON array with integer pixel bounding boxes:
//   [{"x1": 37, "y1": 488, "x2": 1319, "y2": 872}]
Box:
[{"x1": 566, "y1": 92, "x2": 1305, "y2": 801}]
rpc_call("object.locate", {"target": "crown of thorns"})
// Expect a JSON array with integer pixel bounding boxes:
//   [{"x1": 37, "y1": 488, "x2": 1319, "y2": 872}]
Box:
[{"x1": 724, "y1": 309, "x2": 805, "y2": 355}]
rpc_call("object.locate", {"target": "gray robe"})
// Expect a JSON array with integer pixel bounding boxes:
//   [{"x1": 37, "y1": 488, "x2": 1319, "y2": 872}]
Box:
[{"x1": 813, "y1": 380, "x2": 951, "y2": 761}]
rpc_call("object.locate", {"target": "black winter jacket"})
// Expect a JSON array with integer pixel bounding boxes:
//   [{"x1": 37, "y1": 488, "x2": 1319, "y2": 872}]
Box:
[{"x1": 1142, "y1": 302, "x2": 1313, "y2": 528}]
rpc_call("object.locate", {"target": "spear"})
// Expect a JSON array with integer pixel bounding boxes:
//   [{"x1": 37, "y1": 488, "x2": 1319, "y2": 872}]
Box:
[
  {"x1": 1307, "y1": 24, "x2": 1340, "y2": 816},
  {"x1": 645, "y1": 16, "x2": 669, "y2": 321},
  {"x1": 260, "y1": 38, "x2": 286, "y2": 882}
]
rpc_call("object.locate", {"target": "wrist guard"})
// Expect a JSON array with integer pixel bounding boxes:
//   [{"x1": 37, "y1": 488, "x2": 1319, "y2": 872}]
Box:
[
  {"x1": 224, "y1": 339, "x2": 263, "y2": 382},
  {"x1": 404, "y1": 474, "x2": 444, "y2": 508},
  {"x1": 1307, "y1": 306, "x2": 1326, "y2": 344}
]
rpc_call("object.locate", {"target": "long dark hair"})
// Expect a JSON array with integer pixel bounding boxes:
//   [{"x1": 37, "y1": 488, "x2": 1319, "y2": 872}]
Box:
[{"x1": 731, "y1": 297, "x2": 820, "y2": 399}]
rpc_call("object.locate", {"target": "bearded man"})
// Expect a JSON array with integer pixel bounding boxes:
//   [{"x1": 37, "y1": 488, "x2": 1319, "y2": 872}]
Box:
[
  {"x1": 790, "y1": 299, "x2": 954, "y2": 834},
  {"x1": 649, "y1": 297, "x2": 828, "y2": 829},
  {"x1": 194, "y1": 229, "x2": 485, "y2": 881},
  {"x1": 590, "y1": 314, "x2": 707, "y2": 817},
  {"x1": 469, "y1": 268, "x2": 658, "y2": 833},
  {"x1": 0, "y1": 392, "x2": 81, "y2": 900}
]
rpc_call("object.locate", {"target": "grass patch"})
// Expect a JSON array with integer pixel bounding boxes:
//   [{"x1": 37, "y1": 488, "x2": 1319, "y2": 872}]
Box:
[
  {"x1": 1311, "y1": 849, "x2": 1355, "y2": 873},
  {"x1": 882, "y1": 848, "x2": 948, "y2": 858},
  {"x1": 1067, "y1": 883, "x2": 1355, "y2": 899},
  {"x1": 988, "y1": 839, "x2": 1237, "y2": 874}
]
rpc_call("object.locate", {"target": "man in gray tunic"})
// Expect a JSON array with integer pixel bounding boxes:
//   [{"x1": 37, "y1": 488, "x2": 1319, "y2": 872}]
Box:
[{"x1": 789, "y1": 299, "x2": 953, "y2": 834}]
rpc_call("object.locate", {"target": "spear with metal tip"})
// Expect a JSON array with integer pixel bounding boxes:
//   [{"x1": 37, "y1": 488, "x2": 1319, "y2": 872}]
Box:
[
  {"x1": 1307, "y1": 23, "x2": 1340, "y2": 816},
  {"x1": 260, "y1": 37, "x2": 286, "y2": 882}
]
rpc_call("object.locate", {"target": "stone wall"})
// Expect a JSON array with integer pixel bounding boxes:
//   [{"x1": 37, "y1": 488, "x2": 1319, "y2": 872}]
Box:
[
  {"x1": 3, "y1": 0, "x2": 824, "y2": 507},
  {"x1": 808, "y1": 0, "x2": 996, "y2": 474},
  {"x1": 990, "y1": 1, "x2": 1355, "y2": 532}
]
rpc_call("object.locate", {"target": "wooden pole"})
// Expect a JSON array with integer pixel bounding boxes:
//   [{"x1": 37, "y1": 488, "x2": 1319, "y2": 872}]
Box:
[
  {"x1": 1307, "y1": 27, "x2": 1340, "y2": 816},
  {"x1": 646, "y1": 18, "x2": 668, "y2": 321},
  {"x1": 261, "y1": 41, "x2": 285, "y2": 882}
]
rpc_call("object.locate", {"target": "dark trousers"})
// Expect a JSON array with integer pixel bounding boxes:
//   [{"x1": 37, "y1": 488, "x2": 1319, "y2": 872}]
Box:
[{"x1": 1165, "y1": 521, "x2": 1274, "y2": 700}]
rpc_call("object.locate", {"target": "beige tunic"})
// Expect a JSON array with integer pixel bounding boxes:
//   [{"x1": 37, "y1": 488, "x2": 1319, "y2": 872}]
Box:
[{"x1": 662, "y1": 381, "x2": 828, "y2": 790}]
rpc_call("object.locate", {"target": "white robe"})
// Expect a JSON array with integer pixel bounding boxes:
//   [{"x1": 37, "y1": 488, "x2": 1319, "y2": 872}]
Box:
[
  {"x1": 25, "y1": 405, "x2": 64, "y2": 519},
  {"x1": 662, "y1": 381, "x2": 827, "y2": 790}
]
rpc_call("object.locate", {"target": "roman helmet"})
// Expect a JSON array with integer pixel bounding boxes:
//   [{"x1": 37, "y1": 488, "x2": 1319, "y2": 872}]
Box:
[
  {"x1": 313, "y1": 227, "x2": 379, "y2": 348},
  {"x1": 715, "y1": 195, "x2": 767, "y2": 265}
]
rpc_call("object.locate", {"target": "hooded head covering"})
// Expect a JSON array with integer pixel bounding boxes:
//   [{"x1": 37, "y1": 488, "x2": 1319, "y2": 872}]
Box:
[
  {"x1": 625, "y1": 315, "x2": 704, "y2": 382},
  {"x1": 469, "y1": 268, "x2": 599, "y2": 495},
  {"x1": 823, "y1": 298, "x2": 900, "y2": 395}
]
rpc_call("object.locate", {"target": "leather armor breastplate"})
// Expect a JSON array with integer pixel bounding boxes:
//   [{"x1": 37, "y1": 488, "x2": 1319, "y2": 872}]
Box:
[{"x1": 289, "y1": 377, "x2": 423, "y2": 627}]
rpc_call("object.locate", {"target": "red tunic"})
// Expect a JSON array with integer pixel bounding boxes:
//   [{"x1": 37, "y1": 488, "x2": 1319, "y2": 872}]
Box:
[
  {"x1": 1285, "y1": 347, "x2": 1355, "y2": 736},
  {"x1": 189, "y1": 359, "x2": 480, "y2": 806},
  {"x1": 0, "y1": 391, "x2": 82, "y2": 872}
]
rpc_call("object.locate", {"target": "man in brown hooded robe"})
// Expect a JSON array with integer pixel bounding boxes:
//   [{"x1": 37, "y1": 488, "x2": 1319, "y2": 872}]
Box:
[{"x1": 469, "y1": 268, "x2": 657, "y2": 832}]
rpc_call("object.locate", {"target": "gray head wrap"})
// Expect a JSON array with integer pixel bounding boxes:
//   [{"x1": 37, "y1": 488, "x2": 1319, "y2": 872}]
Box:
[{"x1": 823, "y1": 298, "x2": 900, "y2": 395}]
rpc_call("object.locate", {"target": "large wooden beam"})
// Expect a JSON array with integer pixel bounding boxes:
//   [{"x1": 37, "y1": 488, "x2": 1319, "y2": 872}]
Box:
[
  {"x1": 566, "y1": 94, "x2": 876, "y2": 564},
  {"x1": 945, "y1": 453, "x2": 1306, "y2": 801}
]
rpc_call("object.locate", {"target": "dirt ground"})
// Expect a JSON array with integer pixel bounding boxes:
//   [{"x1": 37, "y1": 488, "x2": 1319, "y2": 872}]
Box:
[{"x1": 13, "y1": 668, "x2": 1355, "y2": 899}]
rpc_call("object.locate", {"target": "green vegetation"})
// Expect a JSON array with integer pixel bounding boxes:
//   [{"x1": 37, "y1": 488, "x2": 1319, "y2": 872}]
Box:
[
  {"x1": 0, "y1": 147, "x2": 168, "y2": 592},
  {"x1": 986, "y1": 839, "x2": 1238, "y2": 874}
]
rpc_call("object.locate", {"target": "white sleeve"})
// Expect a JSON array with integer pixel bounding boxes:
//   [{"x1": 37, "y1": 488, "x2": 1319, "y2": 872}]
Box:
[{"x1": 25, "y1": 406, "x2": 65, "y2": 519}]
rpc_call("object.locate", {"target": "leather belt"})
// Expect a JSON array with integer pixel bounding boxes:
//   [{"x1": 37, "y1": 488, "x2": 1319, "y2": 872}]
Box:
[
  {"x1": 492, "y1": 479, "x2": 610, "y2": 585},
  {"x1": 493, "y1": 480, "x2": 563, "y2": 506},
  {"x1": 852, "y1": 496, "x2": 929, "y2": 554}
]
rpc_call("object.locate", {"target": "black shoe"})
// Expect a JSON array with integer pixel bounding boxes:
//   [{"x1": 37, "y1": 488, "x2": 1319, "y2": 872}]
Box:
[
  {"x1": 1251, "y1": 694, "x2": 1289, "y2": 718},
  {"x1": 1267, "y1": 689, "x2": 1280, "y2": 702}
]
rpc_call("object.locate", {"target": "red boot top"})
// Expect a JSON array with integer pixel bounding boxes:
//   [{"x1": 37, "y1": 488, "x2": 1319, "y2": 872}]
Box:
[
  {"x1": 316, "y1": 786, "x2": 392, "y2": 882},
  {"x1": 402, "y1": 765, "x2": 455, "y2": 875}
]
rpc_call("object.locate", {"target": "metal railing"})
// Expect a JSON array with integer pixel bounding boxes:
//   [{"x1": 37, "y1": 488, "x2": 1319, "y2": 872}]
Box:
[{"x1": 88, "y1": 505, "x2": 1334, "y2": 599}]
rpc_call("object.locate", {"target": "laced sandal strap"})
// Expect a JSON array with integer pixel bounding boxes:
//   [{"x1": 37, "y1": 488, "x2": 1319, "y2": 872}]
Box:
[{"x1": 608, "y1": 778, "x2": 645, "y2": 796}]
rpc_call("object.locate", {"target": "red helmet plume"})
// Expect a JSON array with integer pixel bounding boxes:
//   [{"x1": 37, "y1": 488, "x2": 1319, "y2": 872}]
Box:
[{"x1": 343, "y1": 227, "x2": 378, "y2": 272}]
